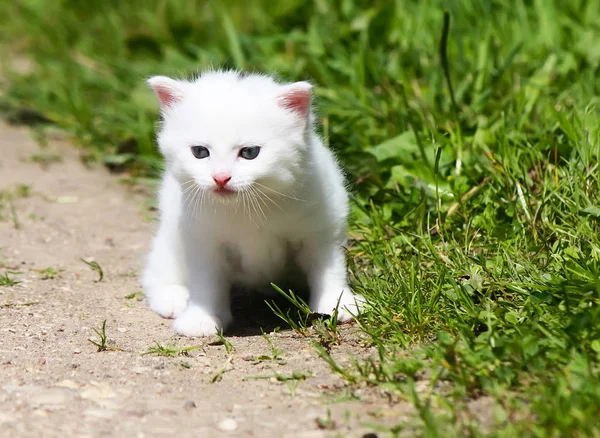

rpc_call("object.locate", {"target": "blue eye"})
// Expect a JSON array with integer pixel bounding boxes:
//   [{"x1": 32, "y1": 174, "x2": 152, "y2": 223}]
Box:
[
  {"x1": 239, "y1": 146, "x2": 260, "y2": 160},
  {"x1": 191, "y1": 146, "x2": 209, "y2": 159}
]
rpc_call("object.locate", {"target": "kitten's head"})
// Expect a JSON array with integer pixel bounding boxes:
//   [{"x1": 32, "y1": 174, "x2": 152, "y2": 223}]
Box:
[{"x1": 148, "y1": 71, "x2": 312, "y2": 204}]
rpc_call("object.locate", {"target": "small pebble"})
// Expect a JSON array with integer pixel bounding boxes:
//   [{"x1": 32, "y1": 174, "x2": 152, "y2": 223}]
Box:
[
  {"x1": 184, "y1": 400, "x2": 196, "y2": 410},
  {"x1": 218, "y1": 418, "x2": 238, "y2": 432}
]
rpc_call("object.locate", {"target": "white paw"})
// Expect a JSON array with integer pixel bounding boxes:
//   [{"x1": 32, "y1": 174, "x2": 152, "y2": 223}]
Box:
[
  {"x1": 146, "y1": 285, "x2": 189, "y2": 319},
  {"x1": 173, "y1": 305, "x2": 232, "y2": 337},
  {"x1": 313, "y1": 290, "x2": 364, "y2": 322}
]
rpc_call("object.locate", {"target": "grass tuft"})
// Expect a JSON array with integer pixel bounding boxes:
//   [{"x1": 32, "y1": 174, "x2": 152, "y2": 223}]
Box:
[
  {"x1": 37, "y1": 267, "x2": 61, "y2": 280},
  {"x1": 211, "y1": 329, "x2": 236, "y2": 355},
  {"x1": 88, "y1": 320, "x2": 121, "y2": 352},
  {"x1": 0, "y1": 272, "x2": 21, "y2": 287},
  {"x1": 142, "y1": 342, "x2": 203, "y2": 357},
  {"x1": 124, "y1": 291, "x2": 144, "y2": 301},
  {"x1": 80, "y1": 258, "x2": 104, "y2": 282}
]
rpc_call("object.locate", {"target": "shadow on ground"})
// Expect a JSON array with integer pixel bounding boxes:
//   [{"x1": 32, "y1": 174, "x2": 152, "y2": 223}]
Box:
[{"x1": 228, "y1": 286, "x2": 312, "y2": 336}]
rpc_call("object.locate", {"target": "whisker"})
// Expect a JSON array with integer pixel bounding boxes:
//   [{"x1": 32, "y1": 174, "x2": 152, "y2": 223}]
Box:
[
  {"x1": 247, "y1": 188, "x2": 263, "y2": 223},
  {"x1": 254, "y1": 182, "x2": 306, "y2": 202},
  {"x1": 241, "y1": 190, "x2": 248, "y2": 223},
  {"x1": 193, "y1": 185, "x2": 203, "y2": 224},
  {"x1": 254, "y1": 190, "x2": 275, "y2": 215},
  {"x1": 181, "y1": 182, "x2": 197, "y2": 196},
  {"x1": 182, "y1": 183, "x2": 201, "y2": 227},
  {"x1": 249, "y1": 186, "x2": 267, "y2": 222},
  {"x1": 253, "y1": 186, "x2": 282, "y2": 212},
  {"x1": 242, "y1": 188, "x2": 259, "y2": 228}
]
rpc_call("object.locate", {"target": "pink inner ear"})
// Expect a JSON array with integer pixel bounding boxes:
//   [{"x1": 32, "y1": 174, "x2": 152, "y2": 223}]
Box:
[
  {"x1": 147, "y1": 76, "x2": 184, "y2": 110},
  {"x1": 278, "y1": 85, "x2": 311, "y2": 116},
  {"x1": 154, "y1": 85, "x2": 181, "y2": 108}
]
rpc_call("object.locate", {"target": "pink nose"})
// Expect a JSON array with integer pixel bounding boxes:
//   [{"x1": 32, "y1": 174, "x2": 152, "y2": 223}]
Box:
[{"x1": 212, "y1": 174, "x2": 232, "y2": 187}]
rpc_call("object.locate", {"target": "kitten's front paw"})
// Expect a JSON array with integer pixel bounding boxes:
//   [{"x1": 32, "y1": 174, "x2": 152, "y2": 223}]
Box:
[
  {"x1": 313, "y1": 290, "x2": 364, "y2": 323},
  {"x1": 173, "y1": 305, "x2": 232, "y2": 337},
  {"x1": 146, "y1": 285, "x2": 189, "y2": 319}
]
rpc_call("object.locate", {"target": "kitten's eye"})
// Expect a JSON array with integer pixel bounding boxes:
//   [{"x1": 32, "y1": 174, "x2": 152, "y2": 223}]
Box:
[
  {"x1": 239, "y1": 146, "x2": 261, "y2": 160},
  {"x1": 191, "y1": 146, "x2": 209, "y2": 159}
]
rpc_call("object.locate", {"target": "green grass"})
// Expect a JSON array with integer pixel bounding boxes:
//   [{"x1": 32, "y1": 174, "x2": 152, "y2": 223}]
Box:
[
  {"x1": 214, "y1": 329, "x2": 236, "y2": 354},
  {"x1": 2, "y1": 0, "x2": 600, "y2": 435},
  {"x1": 0, "y1": 273, "x2": 21, "y2": 287},
  {"x1": 79, "y1": 258, "x2": 104, "y2": 282},
  {"x1": 88, "y1": 320, "x2": 121, "y2": 352},
  {"x1": 142, "y1": 341, "x2": 203, "y2": 357},
  {"x1": 124, "y1": 291, "x2": 144, "y2": 300},
  {"x1": 37, "y1": 267, "x2": 61, "y2": 280}
]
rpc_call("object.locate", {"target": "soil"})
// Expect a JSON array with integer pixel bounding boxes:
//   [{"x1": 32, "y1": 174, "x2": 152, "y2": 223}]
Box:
[{"x1": 0, "y1": 122, "x2": 407, "y2": 438}]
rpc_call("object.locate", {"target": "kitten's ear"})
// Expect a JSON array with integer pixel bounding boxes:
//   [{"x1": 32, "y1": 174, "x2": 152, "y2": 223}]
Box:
[
  {"x1": 147, "y1": 76, "x2": 185, "y2": 111},
  {"x1": 277, "y1": 82, "x2": 312, "y2": 117}
]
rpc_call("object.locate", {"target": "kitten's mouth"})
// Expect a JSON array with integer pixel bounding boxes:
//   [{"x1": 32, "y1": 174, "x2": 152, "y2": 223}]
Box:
[{"x1": 213, "y1": 187, "x2": 236, "y2": 197}]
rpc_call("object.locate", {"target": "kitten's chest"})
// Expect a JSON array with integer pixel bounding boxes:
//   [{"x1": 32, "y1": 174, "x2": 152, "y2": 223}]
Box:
[{"x1": 220, "y1": 230, "x2": 299, "y2": 286}]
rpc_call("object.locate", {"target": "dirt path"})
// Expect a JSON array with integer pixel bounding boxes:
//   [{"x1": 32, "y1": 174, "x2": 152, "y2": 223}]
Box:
[{"x1": 0, "y1": 123, "x2": 402, "y2": 437}]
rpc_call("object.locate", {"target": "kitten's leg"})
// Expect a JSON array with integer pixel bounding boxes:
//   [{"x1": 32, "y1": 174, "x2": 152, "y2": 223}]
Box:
[
  {"x1": 172, "y1": 241, "x2": 232, "y2": 337},
  {"x1": 297, "y1": 240, "x2": 363, "y2": 322},
  {"x1": 142, "y1": 219, "x2": 189, "y2": 319}
]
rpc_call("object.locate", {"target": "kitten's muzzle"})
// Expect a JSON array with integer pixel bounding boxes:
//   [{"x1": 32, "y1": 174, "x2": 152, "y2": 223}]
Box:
[
  {"x1": 212, "y1": 174, "x2": 232, "y2": 187},
  {"x1": 212, "y1": 173, "x2": 235, "y2": 196}
]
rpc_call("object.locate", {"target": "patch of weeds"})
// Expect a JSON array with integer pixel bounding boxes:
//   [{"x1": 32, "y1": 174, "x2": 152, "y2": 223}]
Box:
[
  {"x1": 313, "y1": 295, "x2": 343, "y2": 350},
  {"x1": 210, "y1": 355, "x2": 234, "y2": 383},
  {"x1": 80, "y1": 258, "x2": 103, "y2": 282},
  {"x1": 124, "y1": 291, "x2": 144, "y2": 301},
  {"x1": 8, "y1": 197, "x2": 19, "y2": 229},
  {"x1": 142, "y1": 342, "x2": 203, "y2": 357},
  {"x1": 207, "y1": 329, "x2": 236, "y2": 354},
  {"x1": 0, "y1": 184, "x2": 35, "y2": 229},
  {"x1": 313, "y1": 343, "x2": 358, "y2": 385},
  {"x1": 325, "y1": 388, "x2": 361, "y2": 404},
  {"x1": 284, "y1": 378, "x2": 302, "y2": 396},
  {"x1": 266, "y1": 284, "x2": 315, "y2": 336},
  {"x1": 37, "y1": 267, "x2": 61, "y2": 280},
  {"x1": 244, "y1": 328, "x2": 286, "y2": 364},
  {"x1": 0, "y1": 191, "x2": 20, "y2": 230},
  {"x1": 315, "y1": 409, "x2": 336, "y2": 430},
  {"x1": 261, "y1": 328, "x2": 283, "y2": 355},
  {"x1": 312, "y1": 318, "x2": 340, "y2": 351},
  {"x1": 0, "y1": 272, "x2": 21, "y2": 287},
  {"x1": 88, "y1": 320, "x2": 121, "y2": 352},
  {"x1": 29, "y1": 151, "x2": 62, "y2": 169},
  {"x1": 267, "y1": 284, "x2": 343, "y2": 348},
  {"x1": 15, "y1": 184, "x2": 31, "y2": 198}
]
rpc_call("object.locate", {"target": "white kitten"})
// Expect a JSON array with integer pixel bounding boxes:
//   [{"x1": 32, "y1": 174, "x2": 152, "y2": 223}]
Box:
[{"x1": 142, "y1": 70, "x2": 362, "y2": 337}]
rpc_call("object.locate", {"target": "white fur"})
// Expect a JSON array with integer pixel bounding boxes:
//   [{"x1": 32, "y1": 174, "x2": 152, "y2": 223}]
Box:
[{"x1": 142, "y1": 70, "x2": 362, "y2": 337}]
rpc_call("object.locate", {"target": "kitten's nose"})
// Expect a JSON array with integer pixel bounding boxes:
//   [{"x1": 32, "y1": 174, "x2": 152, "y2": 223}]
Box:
[{"x1": 212, "y1": 174, "x2": 232, "y2": 187}]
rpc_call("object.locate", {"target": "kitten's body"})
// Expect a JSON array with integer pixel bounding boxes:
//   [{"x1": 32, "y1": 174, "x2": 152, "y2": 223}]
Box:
[{"x1": 143, "y1": 71, "x2": 360, "y2": 337}]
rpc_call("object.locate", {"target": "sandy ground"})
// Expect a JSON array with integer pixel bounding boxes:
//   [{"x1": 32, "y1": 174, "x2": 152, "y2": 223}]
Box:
[{"x1": 0, "y1": 122, "x2": 407, "y2": 437}]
